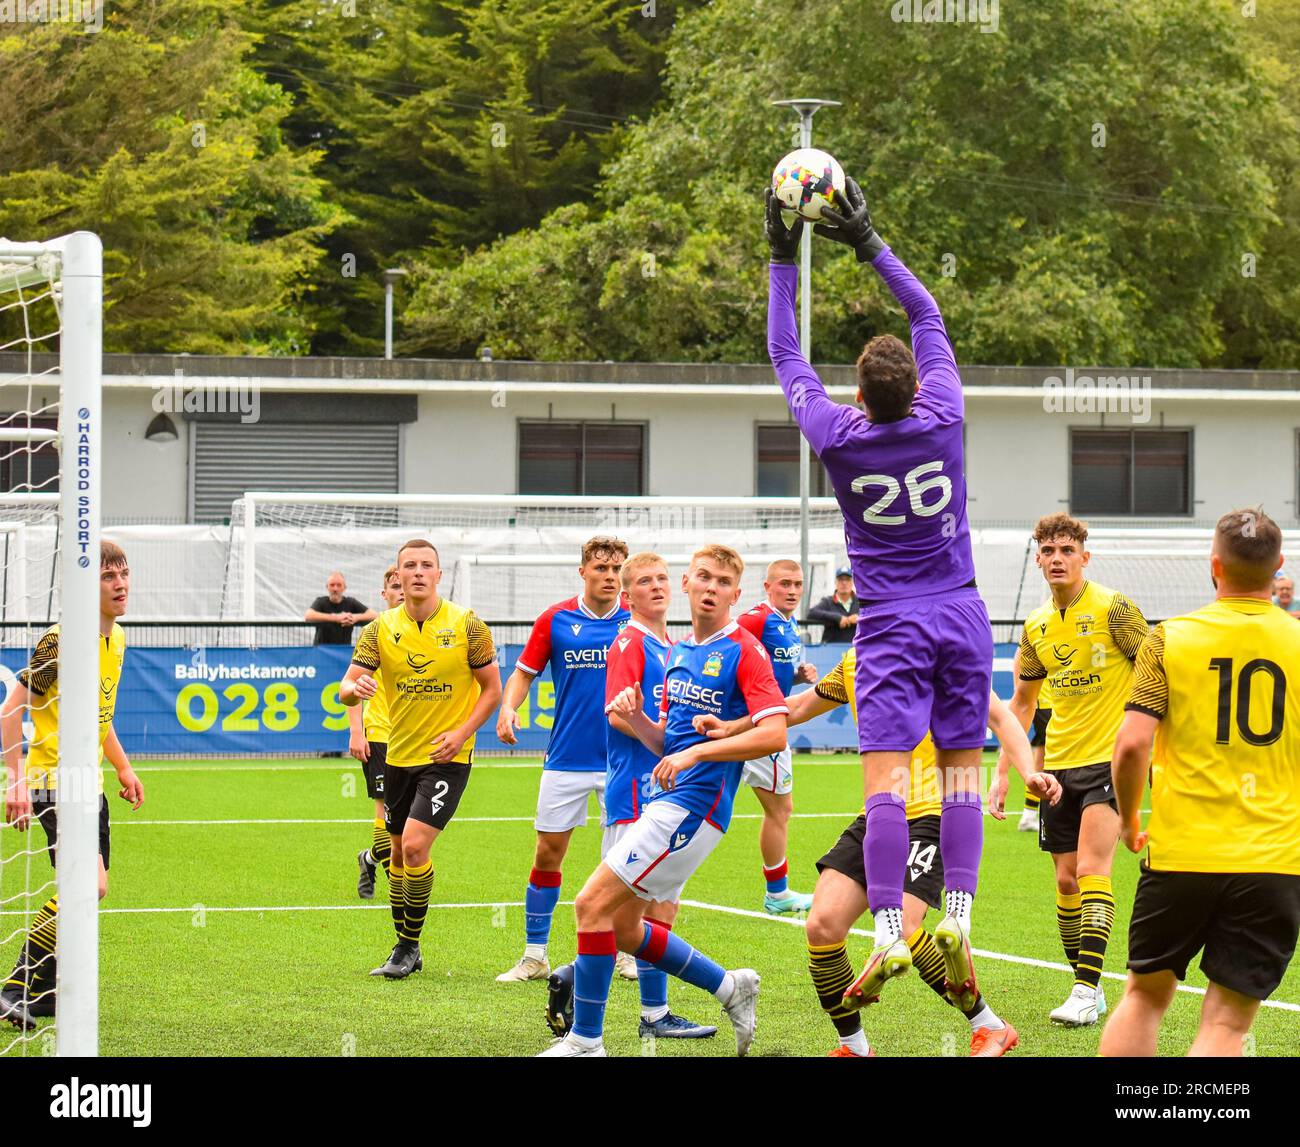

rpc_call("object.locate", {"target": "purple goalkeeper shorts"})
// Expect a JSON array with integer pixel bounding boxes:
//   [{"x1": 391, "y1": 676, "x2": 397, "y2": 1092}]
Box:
[{"x1": 852, "y1": 586, "x2": 993, "y2": 752}]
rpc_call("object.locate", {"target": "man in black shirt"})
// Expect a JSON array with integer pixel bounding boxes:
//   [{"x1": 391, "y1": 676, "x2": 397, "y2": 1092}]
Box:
[
  {"x1": 305, "y1": 572, "x2": 377, "y2": 646},
  {"x1": 807, "y1": 566, "x2": 861, "y2": 644}
]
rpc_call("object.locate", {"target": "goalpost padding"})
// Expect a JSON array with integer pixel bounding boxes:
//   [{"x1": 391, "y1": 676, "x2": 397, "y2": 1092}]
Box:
[{"x1": 0, "y1": 232, "x2": 102, "y2": 1057}]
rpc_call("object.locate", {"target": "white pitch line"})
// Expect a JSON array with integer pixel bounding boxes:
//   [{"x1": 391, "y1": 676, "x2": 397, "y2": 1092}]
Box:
[
  {"x1": 101, "y1": 812, "x2": 871, "y2": 827},
  {"x1": 2, "y1": 894, "x2": 1293, "y2": 1014},
  {"x1": 130, "y1": 758, "x2": 869, "y2": 774},
  {"x1": 678, "y1": 899, "x2": 1300, "y2": 1015}
]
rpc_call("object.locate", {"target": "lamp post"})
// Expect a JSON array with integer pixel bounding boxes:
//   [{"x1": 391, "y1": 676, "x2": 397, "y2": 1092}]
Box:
[
  {"x1": 771, "y1": 98, "x2": 840, "y2": 616},
  {"x1": 383, "y1": 268, "x2": 408, "y2": 360}
]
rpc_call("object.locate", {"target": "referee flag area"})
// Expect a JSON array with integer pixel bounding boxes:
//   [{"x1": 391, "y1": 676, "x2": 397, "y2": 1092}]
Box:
[{"x1": 3, "y1": 753, "x2": 1296, "y2": 1059}]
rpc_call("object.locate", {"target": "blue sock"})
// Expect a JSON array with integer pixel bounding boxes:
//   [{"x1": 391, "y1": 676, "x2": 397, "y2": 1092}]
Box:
[
  {"x1": 636, "y1": 921, "x2": 725, "y2": 995},
  {"x1": 573, "y1": 932, "x2": 616, "y2": 1040},
  {"x1": 764, "y1": 858, "x2": 790, "y2": 895},
  {"x1": 638, "y1": 961, "x2": 669, "y2": 1015},
  {"x1": 525, "y1": 867, "x2": 561, "y2": 948}
]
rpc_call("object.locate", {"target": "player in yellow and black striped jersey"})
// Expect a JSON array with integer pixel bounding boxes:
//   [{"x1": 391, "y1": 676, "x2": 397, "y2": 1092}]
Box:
[
  {"x1": 700, "y1": 649, "x2": 1059, "y2": 1057},
  {"x1": 1, "y1": 542, "x2": 145, "y2": 1032},
  {"x1": 340, "y1": 539, "x2": 502, "y2": 980},
  {"x1": 1101, "y1": 508, "x2": 1300, "y2": 1058},
  {"x1": 1008, "y1": 512, "x2": 1149, "y2": 1028},
  {"x1": 349, "y1": 565, "x2": 404, "y2": 900}
]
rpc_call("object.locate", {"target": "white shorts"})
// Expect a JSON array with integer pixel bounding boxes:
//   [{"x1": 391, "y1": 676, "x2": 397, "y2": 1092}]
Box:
[
  {"x1": 741, "y1": 746, "x2": 793, "y2": 795},
  {"x1": 604, "y1": 800, "x2": 724, "y2": 904},
  {"x1": 535, "y1": 769, "x2": 607, "y2": 833},
  {"x1": 601, "y1": 819, "x2": 634, "y2": 860}
]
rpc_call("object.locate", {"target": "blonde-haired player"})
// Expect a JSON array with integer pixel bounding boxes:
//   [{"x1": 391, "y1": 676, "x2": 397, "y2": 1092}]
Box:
[
  {"x1": 539, "y1": 545, "x2": 786, "y2": 1057},
  {"x1": 351, "y1": 565, "x2": 404, "y2": 899},
  {"x1": 1102, "y1": 508, "x2": 1299, "y2": 1057}
]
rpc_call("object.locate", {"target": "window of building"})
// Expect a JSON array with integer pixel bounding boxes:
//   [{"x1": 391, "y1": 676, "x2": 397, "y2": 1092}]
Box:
[
  {"x1": 755, "y1": 423, "x2": 829, "y2": 497},
  {"x1": 518, "y1": 421, "x2": 646, "y2": 495},
  {"x1": 1071, "y1": 428, "x2": 1191, "y2": 516},
  {"x1": 0, "y1": 414, "x2": 58, "y2": 494}
]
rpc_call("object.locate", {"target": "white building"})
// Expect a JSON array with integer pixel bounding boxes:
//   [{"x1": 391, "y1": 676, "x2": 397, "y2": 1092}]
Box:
[{"x1": 38, "y1": 355, "x2": 1299, "y2": 527}]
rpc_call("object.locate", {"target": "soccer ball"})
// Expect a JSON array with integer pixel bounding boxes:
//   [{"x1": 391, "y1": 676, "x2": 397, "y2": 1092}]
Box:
[{"x1": 771, "y1": 148, "x2": 846, "y2": 221}]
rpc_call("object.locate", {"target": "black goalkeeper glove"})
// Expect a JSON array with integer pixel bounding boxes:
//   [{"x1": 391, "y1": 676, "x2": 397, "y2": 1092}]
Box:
[
  {"x1": 765, "y1": 186, "x2": 804, "y2": 263},
  {"x1": 814, "y1": 176, "x2": 885, "y2": 262}
]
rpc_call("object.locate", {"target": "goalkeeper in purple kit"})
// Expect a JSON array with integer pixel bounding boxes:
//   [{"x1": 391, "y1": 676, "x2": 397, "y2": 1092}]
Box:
[{"x1": 764, "y1": 178, "x2": 992, "y2": 1009}]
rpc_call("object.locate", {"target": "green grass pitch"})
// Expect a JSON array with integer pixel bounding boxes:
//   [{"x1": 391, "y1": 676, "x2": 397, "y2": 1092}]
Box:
[{"x1": 3, "y1": 753, "x2": 1297, "y2": 1057}]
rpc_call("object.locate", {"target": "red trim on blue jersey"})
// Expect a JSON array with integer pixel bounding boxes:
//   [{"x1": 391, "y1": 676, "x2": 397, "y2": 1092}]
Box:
[{"x1": 516, "y1": 597, "x2": 577, "y2": 676}]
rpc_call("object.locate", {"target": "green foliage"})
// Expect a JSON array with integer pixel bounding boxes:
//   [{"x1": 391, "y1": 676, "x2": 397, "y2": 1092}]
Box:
[
  {"x1": 408, "y1": 0, "x2": 1298, "y2": 367},
  {"x1": 0, "y1": 0, "x2": 340, "y2": 354},
  {"x1": 250, "y1": 0, "x2": 677, "y2": 354}
]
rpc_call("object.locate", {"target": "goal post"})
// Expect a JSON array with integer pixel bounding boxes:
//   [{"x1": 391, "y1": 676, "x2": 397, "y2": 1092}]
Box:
[
  {"x1": 227, "y1": 492, "x2": 849, "y2": 623},
  {"x1": 0, "y1": 231, "x2": 102, "y2": 1057}
]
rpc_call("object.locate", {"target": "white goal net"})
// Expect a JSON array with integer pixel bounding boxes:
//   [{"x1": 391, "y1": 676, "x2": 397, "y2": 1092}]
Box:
[
  {"x1": 218, "y1": 494, "x2": 1296, "y2": 628},
  {"x1": 0, "y1": 233, "x2": 102, "y2": 1057}
]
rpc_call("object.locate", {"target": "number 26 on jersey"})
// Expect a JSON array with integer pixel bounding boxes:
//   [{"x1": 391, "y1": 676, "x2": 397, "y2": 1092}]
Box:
[{"x1": 851, "y1": 461, "x2": 953, "y2": 526}]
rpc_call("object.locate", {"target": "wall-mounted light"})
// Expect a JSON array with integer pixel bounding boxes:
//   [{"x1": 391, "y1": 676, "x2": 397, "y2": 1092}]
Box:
[{"x1": 145, "y1": 412, "x2": 179, "y2": 442}]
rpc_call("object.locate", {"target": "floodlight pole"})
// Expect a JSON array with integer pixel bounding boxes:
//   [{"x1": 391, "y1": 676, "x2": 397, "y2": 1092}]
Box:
[
  {"x1": 772, "y1": 98, "x2": 840, "y2": 617},
  {"x1": 383, "y1": 268, "x2": 408, "y2": 360}
]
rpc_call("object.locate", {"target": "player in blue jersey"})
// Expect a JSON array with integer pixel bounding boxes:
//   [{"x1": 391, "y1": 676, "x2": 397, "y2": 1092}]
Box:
[
  {"x1": 765, "y1": 179, "x2": 992, "y2": 1007},
  {"x1": 545, "y1": 551, "x2": 717, "y2": 1041},
  {"x1": 496, "y1": 536, "x2": 632, "y2": 983},
  {"x1": 538, "y1": 544, "x2": 789, "y2": 1057},
  {"x1": 736, "y1": 559, "x2": 818, "y2": 914}
]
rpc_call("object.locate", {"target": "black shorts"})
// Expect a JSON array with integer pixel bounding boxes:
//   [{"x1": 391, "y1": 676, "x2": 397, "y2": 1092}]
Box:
[
  {"x1": 384, "y1": 762, "x2": 471, "y2": 836},
  {"x1": 363, "y1": 741, "x2": 387, "y2": 800},
  {"x1": 33, "y1": 791, "x2": 111, "y2": 870},
  {"x1": 1128, "y1": 867, "x2": 1300, "y2": 1000},
  {"x1": 1039, "y1": 761, "x2": 1116, "y2": 853},
  {"x1": 816, "y1": 813, "x2": 944, "y2": 909},
  {"x1": 1030, "y1": 707, "x2": 1052, "y2": 749}
]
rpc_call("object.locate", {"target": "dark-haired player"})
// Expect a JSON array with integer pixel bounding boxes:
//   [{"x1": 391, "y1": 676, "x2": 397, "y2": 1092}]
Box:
[
  {"x1": 1, "y1": 542, "x2": 145, "y2": 1029},
  {"x1": 1102, "y1": 508, "x2": 1299, "y2": 1057},
  {"x1": 766, "y1": 179, "x2": 991, "y2": 1005},
  {"x1": 1007, "y1": 513, "x2": 1148, "y2": 1025},
  {"x1": 495, "y1": 537, "x2": 632, "y2": 983},
  {"x1": 340, "y1": 539, "x2": 501, "y2": 979}
]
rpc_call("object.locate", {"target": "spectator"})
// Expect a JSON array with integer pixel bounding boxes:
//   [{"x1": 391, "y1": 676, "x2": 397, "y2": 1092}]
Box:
[
  {"x1": 1274, "y1": 574, "x2": 1299, "y2": 616},
  {"x1": 807, "y1": 565, "x2": 861, "y2": 643},
  {"x1": 305, "y1": 572, "x2": 377, "y2": 645}
]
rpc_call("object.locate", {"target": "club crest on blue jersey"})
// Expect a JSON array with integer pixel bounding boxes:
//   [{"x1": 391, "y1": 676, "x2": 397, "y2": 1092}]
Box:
[{"x1": 702, "y1": 652, "x2": 723, "y2": 677}]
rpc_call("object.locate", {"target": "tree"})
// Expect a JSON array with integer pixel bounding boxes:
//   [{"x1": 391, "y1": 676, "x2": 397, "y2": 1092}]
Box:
[
  {"x1": 406, "y1": 0, "x2": 1296, "y2": 367},
  {"x1": 0, "y1": 0, "x2": 340, "y2": 354}
]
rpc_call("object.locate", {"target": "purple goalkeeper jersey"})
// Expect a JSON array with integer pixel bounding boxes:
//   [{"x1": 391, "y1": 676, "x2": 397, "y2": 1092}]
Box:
[{"x1": 767, "y1": 251, "x2": 976, "y2": 600}]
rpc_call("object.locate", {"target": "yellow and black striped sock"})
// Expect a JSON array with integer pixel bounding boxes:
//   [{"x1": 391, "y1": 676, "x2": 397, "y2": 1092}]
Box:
[
  {"x1": 4, "y1": 895, "x2": 58, "y2": 992},
  {"x1": 388, "y1": 865, "x2": 405, "y2": 940},
  {"x1": 907, "y1": 927, "x2": 983, "y2": 1017},
  {"x1": 370, "y1": 820, "x2": 391, "y2": 877},
  {"x1": 402, "y1": 859, "x2": 435, "y2": 943},
  {"x1": 1056, "y1": 890, "x2": 1082, "y2": 973},
  {"x1": 1075, "y1": 875, "x2": 1115, "y2": 990},
  {"x1": 1024, "y1": 791, "x2": 1041, "y2": 811},
  {"x1": 807, "y1": 940, "x2": 861, "y2": 1038}
]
